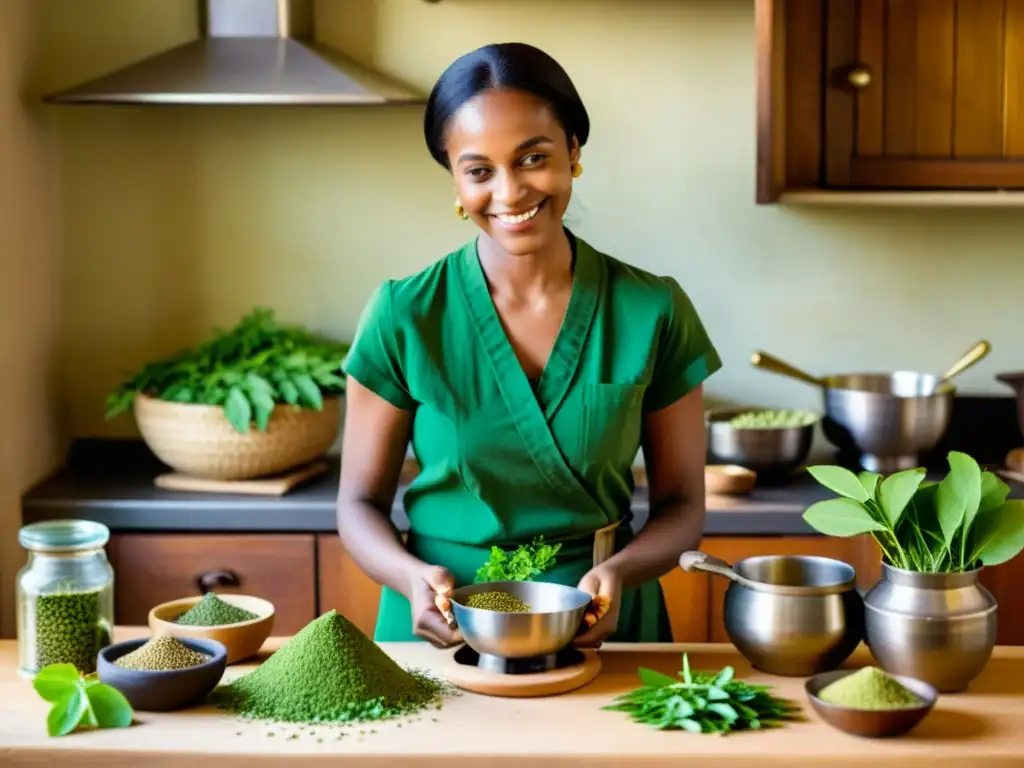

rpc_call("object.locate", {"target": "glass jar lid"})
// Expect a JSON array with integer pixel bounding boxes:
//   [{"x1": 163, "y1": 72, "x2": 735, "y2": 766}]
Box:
[{"x1": 18, "y1": 519, "x2": 110, "y2": 553}]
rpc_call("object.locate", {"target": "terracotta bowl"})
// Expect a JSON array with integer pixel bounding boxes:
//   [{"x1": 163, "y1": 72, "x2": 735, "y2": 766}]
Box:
[
  {"x1": 98, "y1": 636, "x2": 227, "y2": 712},
  {"x1": 805, "y1": 669, "x2": 938, "y2": 738},
  {"x1": 148, "y1": 594, "x2": 275, "y2": 665}
]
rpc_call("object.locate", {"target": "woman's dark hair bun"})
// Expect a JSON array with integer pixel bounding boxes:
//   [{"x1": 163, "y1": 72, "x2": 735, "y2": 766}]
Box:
[{"x1": 423, "y1": 42, "x2": 590, "y2": 169}]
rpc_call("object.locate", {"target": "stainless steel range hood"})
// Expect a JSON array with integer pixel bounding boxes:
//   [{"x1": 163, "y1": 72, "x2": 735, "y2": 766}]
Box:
[{"x1": 43, "y1": 0, "x2": 426, "y2": 106}]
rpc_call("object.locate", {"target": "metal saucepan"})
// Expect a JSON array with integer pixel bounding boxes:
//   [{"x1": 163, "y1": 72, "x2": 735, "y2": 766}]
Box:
[
  {"x1": 680, "y1": 551, "x2": 864, "y2": 677},
  {"x1": 750, "y1": 340, "x2": 991, "y2": 472}
]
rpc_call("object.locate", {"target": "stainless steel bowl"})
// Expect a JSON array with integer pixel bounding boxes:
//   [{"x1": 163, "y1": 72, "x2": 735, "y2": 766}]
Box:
[
  {"x1": 680, "y1": 551, "x2": 864, "y2": 677},
  {"x1": 449, "y1": 581, "x2": 591, "y2": 660},
  {"x1": 820, "y1": 373, "x2": 953, "y2": 472},
  {"x1": 706, "y1": 406, "x2": 818, "y2": 481}
]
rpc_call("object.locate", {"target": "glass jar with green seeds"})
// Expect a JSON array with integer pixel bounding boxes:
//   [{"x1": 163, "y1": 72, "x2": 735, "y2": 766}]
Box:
[{"x1": 16, "y1": 520, "x2": 114, "y2": 678}]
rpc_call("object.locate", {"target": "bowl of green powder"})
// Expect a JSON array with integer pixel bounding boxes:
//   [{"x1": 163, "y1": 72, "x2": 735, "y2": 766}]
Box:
[
  {"x1": 805, "y1": 666, "x2": 938, "y2": 738},
  {"x1": 98, "y1": 635, "x2": 227, "y2": 712},
  {"x1": 149, "y1": 593, "x2": 274, "y2": 664}
]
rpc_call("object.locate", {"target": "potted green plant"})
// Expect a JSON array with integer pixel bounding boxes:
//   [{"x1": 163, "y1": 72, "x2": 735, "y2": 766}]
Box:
[
  {"x1": 104, "y1": 308, "x2": 351, "y2": 481},
  {"x1": 802, "y1": 451, "x2": 1024, "y2": 692}
]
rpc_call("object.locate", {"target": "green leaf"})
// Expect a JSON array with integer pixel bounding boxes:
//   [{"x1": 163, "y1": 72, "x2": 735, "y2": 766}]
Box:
[
  {"x1": 708, "y1": 702, "x2": 739, "y2": 721},
  {"x1": 48, "y1": 688, "x2": 87, "y2": 737},
  {"x1": 85, "y1": 684, "x2": 133, "y2": 729},
  {"x1": 224, "y1": 386, "x2": 252, "y2": 433},
  {"x1": 32, "y1": 664, "x2": 79, "y2": 703},
  {"x1": 638, "y1": 668, "x2": 679, "y2": 688},
  {"x1": 878, "y1": 468, "x2": 926, "y2": 528},
  {"x1": 803, "y1": 498, "x2": 887, "y2": 537},
  {"x1": 249, "y1": 388, "x2": 276, "y2": 432},
  {"x1": 936, "y1": 451, "x2": 982, "y2": 548},
  {"x1": 807, "y1": 465, "x2": 870, "y2": 502},
  {"x1": 293, "y1": 373, "x2": 323, "y2": 410},
  {"x1": 681, "y1": 653, "x2": 692, "y2": 685},
  {"x1": 279, "y1": 379, "x2": 300, "y2": 405},
  {"x1": 979, "y1": 471, "x2": 1011, "y2": 514},
  {"x1": 713, "y1": 666, "x2": 735, "y2": 687},
  {"x1": 858, "y1": 471, "x2": 882, "y2": 500},
  {"x1": 970, "y1": 500, "x2": 1024, "y2": 567}
]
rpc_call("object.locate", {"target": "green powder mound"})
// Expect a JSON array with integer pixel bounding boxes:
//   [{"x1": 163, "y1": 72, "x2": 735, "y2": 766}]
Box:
[
  {"x1": 464, "y1": 591, "x2": 531, "y2": 612},
  {"x1": 174, "y1": 593, "x2": 259, "y2": 626},
  {"x1": 115, "y1": 635, "x2": 210, "y2": 671},
  {"x1": 209, "y1": 610, "x2": 446, "y2": 724},
  {"x1": 818, "y1": 667, "x2": 923, "y2": 710}
]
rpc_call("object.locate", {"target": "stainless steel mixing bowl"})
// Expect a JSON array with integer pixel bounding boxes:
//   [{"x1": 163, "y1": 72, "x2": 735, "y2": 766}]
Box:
[
  {"x1": 680, "y1": 551, "x2": 864, "y2": 676},
  {"x1": 706, "y1": 406, "x2": 818, "y2": 480},
  {"x1": 449, "y1": 581, "x2": 592, "y2": 660}
]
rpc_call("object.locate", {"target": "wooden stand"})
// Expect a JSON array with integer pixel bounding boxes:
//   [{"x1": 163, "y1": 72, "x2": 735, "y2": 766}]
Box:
[
  {"x1": 153, "y1": 461, "x2": 329, "y2": 496},
  {"x1": 442, "y1": 646, "x2": 601, "y2": 698}
]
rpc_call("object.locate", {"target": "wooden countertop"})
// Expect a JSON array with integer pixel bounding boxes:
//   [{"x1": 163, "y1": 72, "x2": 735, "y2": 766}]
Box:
[{"x1": 1, "y1": 629, "x2": 1023, "y2": 767}]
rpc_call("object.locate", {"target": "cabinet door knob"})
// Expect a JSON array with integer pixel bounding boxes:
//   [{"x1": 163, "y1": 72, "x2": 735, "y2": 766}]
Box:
[
  {"x1": 847, "y1": 66, "x2": 872, "y2": 88},
  {"x1": 196, "y1": 569, "x2": 240, "y2": 593}
]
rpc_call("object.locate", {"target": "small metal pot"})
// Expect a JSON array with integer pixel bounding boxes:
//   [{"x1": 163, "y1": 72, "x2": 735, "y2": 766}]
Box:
[
  {"x1": 680, "y1": 551, "x2": 864, "y2": 677},
  {"x1": 705, "y1": 406, "x2": 817, "y2": 482},
  {"x1": 864, "y1": 563, "x2": 997, "y2": 693}
]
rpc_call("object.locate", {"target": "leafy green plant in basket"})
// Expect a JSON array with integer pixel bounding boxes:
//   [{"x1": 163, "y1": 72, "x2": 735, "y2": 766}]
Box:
[
  {"x1": 104, "y1": 308, "x2": 351, "y2": 434},
  {"x1": 802, "y1": 450, "x2": 1024, "y2": 573}
]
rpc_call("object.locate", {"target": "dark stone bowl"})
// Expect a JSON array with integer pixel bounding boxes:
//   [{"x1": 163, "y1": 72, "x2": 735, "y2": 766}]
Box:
[{"x1": 97, "y1": 636, "x2": 227, "y2": 712}]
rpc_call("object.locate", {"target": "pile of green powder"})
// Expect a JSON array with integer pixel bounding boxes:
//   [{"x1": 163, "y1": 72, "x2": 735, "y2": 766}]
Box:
[
  {"x1": 818, "y1": 667, "x2": 924, "y2": 710},
  {"x1": 114, "y1": 635, "x2": 211, "y2": 671},
  {"x1": 174, "y1": 593, "x2": 260, "y2": 626},
  {"x1": 34, "y1": 588, "x2": 110, "y2": 674},
  {"x1": 464, "y1": 591, "x2": 532, "y2": 613},
  {"x1": 209, "y1": 610, "x2": 446, "y2": 724}
]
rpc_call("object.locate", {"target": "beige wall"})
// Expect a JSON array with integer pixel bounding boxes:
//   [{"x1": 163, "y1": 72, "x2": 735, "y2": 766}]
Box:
[
  {"x1": 38, "y1": 0, "x2": 1024, "y2": 447},
  {"x1": 0, "y1": 0, "x2": 65, "y2": 637}
]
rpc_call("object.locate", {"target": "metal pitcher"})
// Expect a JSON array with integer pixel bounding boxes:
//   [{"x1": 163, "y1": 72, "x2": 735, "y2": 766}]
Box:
[{"x1": 680, "y1": 551, "x2": 864, "y2": 676}]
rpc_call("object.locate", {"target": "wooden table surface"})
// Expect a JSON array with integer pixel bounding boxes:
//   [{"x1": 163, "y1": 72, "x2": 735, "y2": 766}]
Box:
[{"x1": 1, "y1": 629, "x2": 1022, "y2": 767}]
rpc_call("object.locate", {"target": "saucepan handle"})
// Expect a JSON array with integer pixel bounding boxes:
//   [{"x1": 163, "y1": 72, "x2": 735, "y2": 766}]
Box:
[{"x1": 679, "y1": 551, "x2": 745, "y2": 585}]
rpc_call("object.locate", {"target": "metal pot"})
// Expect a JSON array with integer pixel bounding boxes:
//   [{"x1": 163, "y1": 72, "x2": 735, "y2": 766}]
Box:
[
  {"x1": 750, "y1": 340, "x2": 991, "y2": 472},
  {"x1": 679, "y1": 551, "x2": 864, "y2": 676},
  {"x1": 705, "y1": 406, "x2": 817, "y2": 481},
  {"x1": 864, "y1": 563, "x2": 997, "y2": 693}
]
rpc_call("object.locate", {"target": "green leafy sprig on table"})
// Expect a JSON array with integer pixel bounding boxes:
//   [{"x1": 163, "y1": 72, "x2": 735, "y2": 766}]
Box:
[
  {"x1": 603, "y1": 653, "x2": 802, "y2": 734},
  {"x1": 104, "y1": 308, "x2": 351, "y2": 434},
  {"x1": 802, "y1": 450, "x2": 1024, "y2": 573},
  {"x1": 474, "y1": 537, "x2": 562, "y2": 583},
  {"x1": 32, "y1": 663, "x2": 133, "y2": 737}
]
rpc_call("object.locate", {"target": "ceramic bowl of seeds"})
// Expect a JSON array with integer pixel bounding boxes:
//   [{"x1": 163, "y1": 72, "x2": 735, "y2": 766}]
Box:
[
  {"x1": 805, "y1": 666, "x2": 938, "y2": 738},
  {"x1": 148, "y1": 593, "x2": 275, "y2": 665},
  {"x1": 98, "y1": 635, "x2": 227, "y2": 712}
]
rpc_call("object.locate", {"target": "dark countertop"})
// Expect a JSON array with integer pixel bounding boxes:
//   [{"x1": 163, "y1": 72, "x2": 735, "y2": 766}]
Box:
[{"x1": 21, "y1": 438, "x2": 1024, "y2": 538}]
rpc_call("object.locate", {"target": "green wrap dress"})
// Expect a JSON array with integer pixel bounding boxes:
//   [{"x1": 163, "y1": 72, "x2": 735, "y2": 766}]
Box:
[{"x1": 342, "y1": 230, "x2": 721, "y2": 643}]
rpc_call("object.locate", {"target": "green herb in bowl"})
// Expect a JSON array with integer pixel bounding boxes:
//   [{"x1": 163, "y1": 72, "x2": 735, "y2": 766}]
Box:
[{"x1": 727, "y1": 409, "x2": 818, "y2": 429}]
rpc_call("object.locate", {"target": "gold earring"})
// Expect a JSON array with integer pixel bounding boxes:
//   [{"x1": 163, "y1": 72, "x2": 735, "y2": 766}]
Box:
[
  {"x1": 454, "y1": 201, "x2": 469, "y2": 220},
  {"x1": 571, "y1": 161, "x2": 583, "y2": 178}
]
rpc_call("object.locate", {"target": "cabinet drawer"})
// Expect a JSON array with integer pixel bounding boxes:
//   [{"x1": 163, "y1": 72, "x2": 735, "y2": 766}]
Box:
[{"x1": 108, "y1": 534, "x2": 316, "y2": 635}]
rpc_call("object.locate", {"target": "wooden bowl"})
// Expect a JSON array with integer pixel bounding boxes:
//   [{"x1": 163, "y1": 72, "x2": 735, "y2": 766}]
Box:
[
  {"x1": 148, "y1": 594, "x2": 275, "y2": 665},
  {"x1": 805, "y1": 669, "x2": 938, "y2": 738},
  {"x1": 705, "y1": 464, "x2": 757, "y2": 495},
  {"x1": 98, "y1": 637, "x2": 227, "y2": 712}
]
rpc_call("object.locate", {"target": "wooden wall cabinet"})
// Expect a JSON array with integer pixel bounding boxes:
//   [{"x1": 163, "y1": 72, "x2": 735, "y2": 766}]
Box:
[{"x1": 758, "y1": 0, "x2": 1024, "y2": 204}]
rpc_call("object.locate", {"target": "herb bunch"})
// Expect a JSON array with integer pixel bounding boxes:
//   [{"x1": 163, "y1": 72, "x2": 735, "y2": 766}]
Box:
[
  {"x1": 474, "y1": 537, "x2": 562, "y2": 583},
  {"x1": 604, "y1": 654, "x2": 801, "y2": 734},
  {"x1": 803, "y1": 451, "x2": 1024, "y2": 573},
  {"x1": 32, "y1": 663, "x2": 133, "y2": 737},
  {"x1": 104, "y1": 308, "x2": 351, "y2": 434}
]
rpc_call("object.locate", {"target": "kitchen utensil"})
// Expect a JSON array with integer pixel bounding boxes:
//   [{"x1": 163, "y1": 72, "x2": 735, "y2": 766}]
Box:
[
  {"x1": 149, "y1": 595, "x2": 275, "y2": 665},
  {"x1": 679, "y1": 551, "x2": 863, "y2": 676},
  {"x1": 995, "y1": 371, "x2": 1024, "y2": 437},
  {"x1": 97, "y1": 637, "x2": 227, "y2": 712},
  {"x1": 863, "y1": 563, "x2": 996, "y2": 693},
  {"x1": 442, "y1": 644, "x2": 601, "y2": 697},
  {"x1": 704, "y1": 464, "x2": 757, "y2": 494},
  {"x1": 448, "y1": 581, "x2": 592, "y2": 664},
  {"x1": 706, "y1": 406, "x2": 817, "y2": 480},
  {"x1": 804, "y1": 669, "x2": 937, "y2": 738},
  {"x1": 936, "y1": 340, "x2": 991, "y2": 391}
]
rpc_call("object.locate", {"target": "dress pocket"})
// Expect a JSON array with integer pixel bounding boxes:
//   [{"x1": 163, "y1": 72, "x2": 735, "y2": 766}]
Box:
[{"x1": 579, "y1": 384, "x2": 645, "y2": 470}]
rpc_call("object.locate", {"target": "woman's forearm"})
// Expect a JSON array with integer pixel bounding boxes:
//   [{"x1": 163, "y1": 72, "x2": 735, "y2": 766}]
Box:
[
  {"x1": 602, "y1": 494, "x2": 705, "y2": 589},
  {"x1": 335, "y1": 494, "x2": 427, "y2": 599}
]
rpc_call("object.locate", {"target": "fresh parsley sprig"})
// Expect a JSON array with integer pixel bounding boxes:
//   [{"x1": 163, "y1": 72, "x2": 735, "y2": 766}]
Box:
[
  {"x1": 32, "y1": 663, "x2": 134, "y2": 737},
  {"x1": 473, "y1": 537, "x2": 562, "y2": 583},
  {"x1": 603, "y1": 654, "x2": 802, "y2": 734}
]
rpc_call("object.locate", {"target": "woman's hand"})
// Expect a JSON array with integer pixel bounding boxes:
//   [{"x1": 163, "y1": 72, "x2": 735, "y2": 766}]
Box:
[
  {"x1": 574, "y1": 564, "x2": 622, "y2": 647},
  {"x1": 409, "y1": 565, "x2": 463, "y2": 648}
]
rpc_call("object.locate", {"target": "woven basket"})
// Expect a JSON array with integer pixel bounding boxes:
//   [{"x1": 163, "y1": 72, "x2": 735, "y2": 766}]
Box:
[{"x1": 134, "y1": 392, "x2": 341, "y2": 481}]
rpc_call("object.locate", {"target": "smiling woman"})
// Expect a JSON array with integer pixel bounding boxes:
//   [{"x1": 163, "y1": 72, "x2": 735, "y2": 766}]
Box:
[{"x1": 336, "y1": 42, "x2": 722, "y2": 649}]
